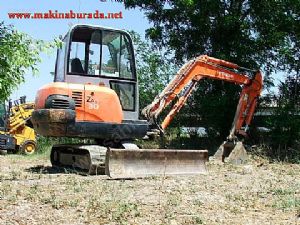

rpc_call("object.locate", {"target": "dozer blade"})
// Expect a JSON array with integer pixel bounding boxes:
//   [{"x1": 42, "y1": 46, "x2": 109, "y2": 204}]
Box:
[{"x1": 105, "y1": 149, "x2": 208, "y2": 179}]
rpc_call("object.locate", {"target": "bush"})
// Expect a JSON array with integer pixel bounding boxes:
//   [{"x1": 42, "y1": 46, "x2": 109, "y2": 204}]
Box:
[{"x1": 254, "y1": 76, "x2": 300, "y2": 162}]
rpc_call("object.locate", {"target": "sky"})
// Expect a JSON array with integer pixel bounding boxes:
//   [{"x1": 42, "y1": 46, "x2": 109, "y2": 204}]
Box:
[
  {"x1": 1, "y1": 1, "x2": 284, "y2": 102},
  {"x1": 0, "y1": 0, "x2": 150, "y2": 101}
]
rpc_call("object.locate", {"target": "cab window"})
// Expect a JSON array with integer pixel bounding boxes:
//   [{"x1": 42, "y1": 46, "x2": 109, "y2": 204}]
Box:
[
  {"x1": 88, "y1": 31, "x2": 101, "y2": 75},
  {"x1": 68, "y1": 27, "x2": 135, "y2": 80},
  {"x1": 69, "y1": 41, "x2": 86, "y2": 74},
  {"x1": 0, "y1": 104, "x2": 5, "y2": 128},
  {"x1": 120, "y1": 35, "x2": 134, "y2": 79},
  {"x1": 101, "y1": 31, "x2": 120, "y2": 77},
  {"x1": 54, "y1": 38, "x2": 66, "y2": 82},
  {"x1": 110, "y1": 81, "x2": 135, "y2": 111}
]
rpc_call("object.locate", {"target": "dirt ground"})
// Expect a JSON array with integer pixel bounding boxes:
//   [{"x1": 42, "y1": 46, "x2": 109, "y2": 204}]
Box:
[{"x1": 0, "y1": 154, "x2": 299, "y2": 225}]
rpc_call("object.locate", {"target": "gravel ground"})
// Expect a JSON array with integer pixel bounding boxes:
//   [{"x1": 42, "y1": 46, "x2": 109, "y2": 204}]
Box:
[{"x1": 0, "y1": 154, "x2": 299, "y2": 225}]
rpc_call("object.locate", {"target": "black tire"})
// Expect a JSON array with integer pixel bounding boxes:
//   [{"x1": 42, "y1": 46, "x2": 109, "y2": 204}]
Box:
[
  {"x1": 20, "y1": 140, "x2": 37, "y2": 155},
  {"x1": 0, "y1": 149, "x2": 7, "y2": 155}
]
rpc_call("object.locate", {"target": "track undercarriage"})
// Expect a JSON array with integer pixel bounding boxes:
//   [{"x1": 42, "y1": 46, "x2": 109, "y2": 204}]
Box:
[
  {"x1": 51, "y1": 144, "x2": 107, "y2": 175},
  {"x1": 50, "y1": 143, "x2": 209, "y2": 178}
]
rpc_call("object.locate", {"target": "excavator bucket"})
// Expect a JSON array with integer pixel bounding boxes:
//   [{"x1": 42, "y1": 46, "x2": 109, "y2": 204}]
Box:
[
  {"x1": 105, "y1": 149, "x2": 208, "y2": 179},
  {"x1": 214, "y1": 141, "x2": 248, "y2": 164}
]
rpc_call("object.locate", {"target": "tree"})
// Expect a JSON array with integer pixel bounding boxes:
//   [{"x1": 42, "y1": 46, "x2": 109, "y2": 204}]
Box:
[
  {"x1": 266, "y1": 76, "x2": 300, "y2": 162},
  {"x1": 0, "y1": 22, "x2": 59, "y2": 101},
  {"x1": 125, "y1": 0, "x2": 299, "y2": 70},
  {"x1": 129, "y1": 31, "x2": 177, "y2": 111},
  {"x1": 125, "y1": 0, "x2": 300, "y2": 138}
]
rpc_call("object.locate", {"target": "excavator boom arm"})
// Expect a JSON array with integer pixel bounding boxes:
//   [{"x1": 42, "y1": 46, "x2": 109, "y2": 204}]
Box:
[{"x1": 142, "y1": 55, "x2": 263, "y2": 139}]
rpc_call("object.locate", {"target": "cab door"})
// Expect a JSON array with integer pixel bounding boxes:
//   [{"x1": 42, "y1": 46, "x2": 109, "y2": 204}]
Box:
[{"x1": 64, "y1": 25, "x2": 139, "y2": 121}]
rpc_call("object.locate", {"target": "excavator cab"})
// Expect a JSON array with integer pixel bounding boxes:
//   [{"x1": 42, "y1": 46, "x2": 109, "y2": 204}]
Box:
[
  {"x1": 33, "y1": 25, "x2": 148, "y2": 142},
  {"x1": 56, "y1": 25, "x2": 139, "y2": 121}
]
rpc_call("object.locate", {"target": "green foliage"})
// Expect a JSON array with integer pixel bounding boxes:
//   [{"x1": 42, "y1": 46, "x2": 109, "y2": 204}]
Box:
[
  {"x1": 125, "y1": 0, "x2": 299, "y2": 71},
  {"x1": 36, "y1": 136, "x2": 56, "y2": 155},
  {"x1": 253, "y1": 76, "x2": 300, "y2": 162},
  {"x1": 0, "y1": 22, "x2": 61, "y2": 102},
  {"x1": 128, "y1": 30, "x2": 177, "y2": 111},
  {"x1": 266, "y1": 76, "x2": 300, "y2": 162},
  {"x1": 125, "y1": 0, "x2": 300, "y2": 140},
  {"x1": 178, "y1": 79, "x2": 241, "y2": 139}
]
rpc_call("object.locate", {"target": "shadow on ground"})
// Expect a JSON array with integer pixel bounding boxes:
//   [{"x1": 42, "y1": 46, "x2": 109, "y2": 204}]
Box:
[{"x1": 25, "y1": 165, "x2": 88, "y2": 175}]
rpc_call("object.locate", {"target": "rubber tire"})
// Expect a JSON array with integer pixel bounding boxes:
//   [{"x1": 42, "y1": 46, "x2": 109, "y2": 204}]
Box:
[
  {"x1": 20, "y1": 140, "x2": 37, "y2": 155},
  {"x1": 0, "y1": 149, "x2": 7, "y2": 155}
]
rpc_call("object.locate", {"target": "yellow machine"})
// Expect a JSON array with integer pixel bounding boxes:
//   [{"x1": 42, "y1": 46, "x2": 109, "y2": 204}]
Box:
[{"x1": 0, "y1": 96, "x2": 36, "y2": 155}]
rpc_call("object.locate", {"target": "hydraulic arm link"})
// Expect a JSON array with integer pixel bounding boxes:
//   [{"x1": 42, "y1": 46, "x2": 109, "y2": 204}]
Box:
[
  {"x1": 161, "y1": 79, "x2": 199, "y2": 130},
  {"x1": 142, "y1": 55, "x2": 263, "y2": 140}
]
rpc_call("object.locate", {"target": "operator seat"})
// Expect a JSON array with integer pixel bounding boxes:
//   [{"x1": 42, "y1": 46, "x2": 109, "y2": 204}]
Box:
[{"x1": 71, "y1": 58, "x2": 84, "y2": 74}]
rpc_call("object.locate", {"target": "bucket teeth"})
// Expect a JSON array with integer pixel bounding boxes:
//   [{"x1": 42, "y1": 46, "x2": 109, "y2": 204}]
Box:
[
  {"x1": 226, "y1": 142, "x2": 248, "y2": 164},
  {"x1": 214, "y1": 141, "x2": 248, "y2": 164}
]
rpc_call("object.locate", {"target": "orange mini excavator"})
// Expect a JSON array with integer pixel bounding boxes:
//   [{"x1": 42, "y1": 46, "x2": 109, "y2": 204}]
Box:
[{"x1": 31, "y1": 24, "x2": 263, "y2": 178}]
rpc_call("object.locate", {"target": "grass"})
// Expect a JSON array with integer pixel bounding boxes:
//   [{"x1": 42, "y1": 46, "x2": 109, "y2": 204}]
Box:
[
  {"x1": 0, "y1": 155, "x2": 299, "y2": 224},
  {"x1": 1, "y1": 136, "x2": 300, "y2": 224},
  {"x1": 271, "y1": 187, "x2": 300, "y2": 212},
  {"x1": 274, "y1": 197, "x2": 300, "y2": 210}
]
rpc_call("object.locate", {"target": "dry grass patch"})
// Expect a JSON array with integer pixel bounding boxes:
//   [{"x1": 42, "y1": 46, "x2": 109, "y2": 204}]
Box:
[{"x1": 0, "y1": 155, "x2": 299, "y2": 225}]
